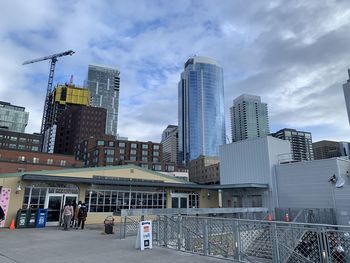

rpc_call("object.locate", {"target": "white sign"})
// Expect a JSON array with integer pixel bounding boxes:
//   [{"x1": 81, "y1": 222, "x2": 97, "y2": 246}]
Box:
[{"x1": 135, "y1": 220, "x2": 152, "y2": 250}]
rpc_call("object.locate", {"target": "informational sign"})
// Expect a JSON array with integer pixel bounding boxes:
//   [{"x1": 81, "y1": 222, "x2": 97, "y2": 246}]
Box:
[{"x1": 135, "y1": 220, "x2": 152, "y2": 250}]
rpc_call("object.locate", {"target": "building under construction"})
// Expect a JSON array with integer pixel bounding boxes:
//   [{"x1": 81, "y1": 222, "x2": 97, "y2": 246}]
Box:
[{"x1": 42, "y1": 83, "x2": 91, "y2": 153}]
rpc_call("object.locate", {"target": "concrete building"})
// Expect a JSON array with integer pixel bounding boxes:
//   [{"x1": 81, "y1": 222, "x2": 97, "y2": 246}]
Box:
[
  {"x1": 43, "y1": 83, "x2": 91, "y2": 153},
  {"x1": 313, "y1": 140, "x2": 350, "y2": 160},
  {"x1": 343, "y1": 69, "x2": 350, "y2": 125},
  {"x1": 189, "y1": 155, "x2": 220, "y2": 184},
  {"x1": 161, "y1": 125, "x2": 178, "y2": 163},
  {"x1": 0, "y1": 101, "x2": 29, "y2": 133},
  {"x1": 230, "y1": 94, "x2": 269, "y2": 142},
  {"x1": 0, "y1": 148, "x2": 83, "y2": 173},
  {"x1": 0, "y1": 130, "x2": 42, "y2": 152},
  {"x1": 75, "y1": 136, "x2": 176, "y2": 172},
  {"x1": 86, "y1": 64, "x2": 120, "y2": 137},
  {"x1": 178, "y1": 56, "x2": 226, "y2": 166},
  {"x1": 54, "y1": 105, "x2": 106, "y2": 155},
  {"x1": 272, "y1": 128, "x2": 314, "y2": 161}
]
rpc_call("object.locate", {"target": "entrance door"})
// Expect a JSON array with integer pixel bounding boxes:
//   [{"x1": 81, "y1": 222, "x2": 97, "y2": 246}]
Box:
[
  {"x1": 45, "y1": 194, "x2": 63, "y2": 226},
  {"x1": 64, "y1": 194, "x2": 78, "y2": 207},
  {"x1": 171, "y1": 194, "x2": 188, "y2": 208}
]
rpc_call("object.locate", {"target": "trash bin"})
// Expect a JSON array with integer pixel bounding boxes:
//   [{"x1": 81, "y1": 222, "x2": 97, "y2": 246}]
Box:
[
  {"x1": 104, "y1": 216, "x2": 114, "y2": 234},
  {"x1": 35, "y1": 208, "x2": 48, "y2": 228},
  {"x1": 15, "y1": 209, "x2": 28, "y2": 228},
  {"x1": 26, "y1": 208, "x2": 37, "y2": 228}
]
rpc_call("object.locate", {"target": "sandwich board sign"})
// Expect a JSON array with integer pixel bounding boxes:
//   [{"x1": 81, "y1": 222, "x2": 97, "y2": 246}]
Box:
[{"x1": 135, "y1": 220, "x2": 152, "y2": 250}]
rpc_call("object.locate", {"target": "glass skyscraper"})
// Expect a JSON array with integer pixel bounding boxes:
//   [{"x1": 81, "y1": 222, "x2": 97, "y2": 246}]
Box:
[
  {"x1": 86, "y1": 64, "x2": 120, "y2": 137},
  {"x1": 230, "y1": 94, "x2": 269, "y2": 142},
  {"x1": 178, "y1": 56, "x2": 226, "y2": 166},
  {"x1": 0, "y1": 101, "x2": 29, "y2": 133}
]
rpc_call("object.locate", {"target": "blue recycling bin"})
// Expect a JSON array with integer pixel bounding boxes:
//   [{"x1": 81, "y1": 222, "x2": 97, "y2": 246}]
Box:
[{"x1": 35, "y1": 208, "x2": 48, "y2": 228}]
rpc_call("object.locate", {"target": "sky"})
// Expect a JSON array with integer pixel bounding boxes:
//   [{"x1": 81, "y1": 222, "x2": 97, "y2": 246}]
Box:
[{"x1": 1, "y1": 0, "x2": 350, "y2": 143}]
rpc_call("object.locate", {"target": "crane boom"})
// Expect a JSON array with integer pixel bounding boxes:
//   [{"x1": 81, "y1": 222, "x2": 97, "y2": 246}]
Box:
[
  {"x1": 22, "y1": 50, "x2": 75, "y2": 65},
  {"x1": 22, "y1": 50, "x2": 75, "y2": 140}
]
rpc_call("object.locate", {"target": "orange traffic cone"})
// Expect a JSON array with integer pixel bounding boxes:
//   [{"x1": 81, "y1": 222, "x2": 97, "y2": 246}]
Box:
[{"x1": 9, "y1": 219, "x2": 15, "y2": 230}]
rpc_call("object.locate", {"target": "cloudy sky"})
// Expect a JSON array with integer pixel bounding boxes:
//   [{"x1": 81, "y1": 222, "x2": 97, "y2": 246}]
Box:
[{"x1": 1, "y1": 0, "x2": 350, "y2": 143}]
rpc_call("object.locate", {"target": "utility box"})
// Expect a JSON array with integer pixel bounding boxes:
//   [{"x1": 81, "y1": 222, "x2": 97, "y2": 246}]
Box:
[
  {"x1": 26, "y1": 209, "x2": 37, "y2": 228},
  {"x1": 35, "y1": 209, "x2": 48, "y2": 228},
  {"x1": 15, "y1": 209, "x2": 28, "y2": 228}
]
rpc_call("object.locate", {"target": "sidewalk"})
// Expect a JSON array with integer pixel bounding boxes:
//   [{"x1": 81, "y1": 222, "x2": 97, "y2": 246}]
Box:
[{"x1": 0, "y1": 227, "x2": 225, "y2": 263}]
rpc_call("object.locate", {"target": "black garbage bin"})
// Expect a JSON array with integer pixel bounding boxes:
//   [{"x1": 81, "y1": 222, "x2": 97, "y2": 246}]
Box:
[
  {"x1": 27, "y1": 208, "x2": 37, "y2": 228},
  {"x1": 104, "y1": 216, "x2": 114, "y2": 234},
  {"x1": 15, "y1": 209, "x2": 28, "y2": 228}
]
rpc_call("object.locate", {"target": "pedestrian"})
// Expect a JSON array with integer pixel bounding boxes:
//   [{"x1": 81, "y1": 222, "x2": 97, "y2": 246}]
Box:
[
  {"x1": 62, "y1": 203, "x2": 74, "y2": 231},
  {"x1": 70, "y1": 202, "x2": 76, "y2": 228},
  {"x1": 77, "y1": 203, "x2": 88, "y2": 230},
  {"x1": 0, "y1": 205, "x2": 5, "y2": 222},
  {"x1": 74, "y1": 201, "x2": 82, "y2": 229}
]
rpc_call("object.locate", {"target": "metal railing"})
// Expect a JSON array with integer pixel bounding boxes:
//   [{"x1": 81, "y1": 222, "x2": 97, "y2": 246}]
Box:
[{"x1": 152, "y1": 215, "x2": 350, "y2": 263}]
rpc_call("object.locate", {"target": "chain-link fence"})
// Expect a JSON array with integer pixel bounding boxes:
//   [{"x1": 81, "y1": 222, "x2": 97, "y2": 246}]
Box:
[{"x1": 151, "y1": 215, "x2": 350, "y2": 263}]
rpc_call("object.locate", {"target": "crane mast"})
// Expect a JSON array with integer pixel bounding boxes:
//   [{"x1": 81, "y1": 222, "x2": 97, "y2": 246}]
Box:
[{"x1": 23, "y1": 50, "x2": 75, "y2": 135}]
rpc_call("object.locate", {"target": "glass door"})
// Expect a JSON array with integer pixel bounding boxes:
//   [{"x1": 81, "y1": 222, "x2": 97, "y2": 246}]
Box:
[
  {"x1": 171, "y1": 193, "x2": 188, "y2": 208},
  {"x1": 63, "y1": 194, "x2": 78, "y2": 207},
  {"x1": 45, "y1": 194, "x2": 63, "y2": 226}
]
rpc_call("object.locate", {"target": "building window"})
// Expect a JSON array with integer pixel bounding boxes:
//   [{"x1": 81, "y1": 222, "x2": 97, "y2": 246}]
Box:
[
  {"x1": 106, "y1": 157, "x2": 114, "y2": 163},
  {"x1": 10, "y1": 136, "x2": 17, "y2": 141},
  {"x1": 32, "y1": 146, "x2": 39, "y2": 151},
  {"x1": 18, "y1": 144, "x2": 25, "y2": 150},
  {"x1": 142, "y1": 150, "x2": 148, "y2": 156},
  {"x1": 19, "y1": 137, "x2": 26, "y2": 142},
  {"x1": 130, "y1": 149, "x2": 137, "y2": 155},
  {"x1": 33, "y1": 157, "x2": 39, "y2": 164},
  {"x1": 47, "y1": 159, "x2": 53, "y2": 165},
  {"x1": 232, "y1": 196, "x2": 243, "y2": 208},
  {"x1": 120, "y1": 149, "x2": 125, "y2": 154},
  {"x1": 119, "y1": 155, "x2": 124, "y2": 160},
  {"x1": 9, "y1": 144, "x2": 17, "y2": 149},
  {"x1": 142, "y1": 157, "x2": 148, "y2": 162},
  {"x1": 18, "y1": 156, "x2": 25, "y2": 162},
  {"x1": 251, "y1": 195, "x2": 262, "y2": 207},
  {"x1": 119, "y1": 142, "x2": 125, "y2": 147},
  {"x1": 153, "y1": 157, "x2": 159, "y2": 163},
  {"x1": 32, "y1": 139, "x2": 40, "y2": 144},
  {"x1": 167, "y1": 165, "x2": 175, "y2": 172},
  {"x1": 131, "y1": 143, "x2": 137, "y2": 149},
  {"x1": 140, "y1": 163, "x2": 149, "y2": 169},
  {"x1": 153, "y1": 151, "x2": 159, "y2": 156},
  {"x1": 60, "y1": 160, "x2": 66, "y2": 166},
  {"x1": 153, "y1": 145, "x2": 160, "y2": 150},
  {"x1": 130, "y1": 156, "x2": 136, "y2": 161},
  {"x1": 105, "y1": 149, "x2": 114, "y2": 155},
  {"x1": 142, "y1": 144, "x2": 148, "y2": 149},
  {"x1": 153, "y1": 164, "x2": 162, "y2": 171},
  {"x1": 108, "y1": 141, "x2": 115, "y2": 147},
  {"x1": 97, "y1": 140, "x2": 105, "y2": 146}
]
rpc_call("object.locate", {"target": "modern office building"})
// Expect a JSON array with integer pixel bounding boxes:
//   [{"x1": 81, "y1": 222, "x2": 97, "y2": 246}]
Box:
[
  {"x1": 313, "y1": 140, "x2": 350, "y2": 160},
  {"x1": 86, "y1": 64, "x2": 120, "y2": 137},
  {"x1": 189, "y1": 155, "x2": 220, "y2": 184},
  {"x1": 343, "y1": 69, "x2": 350, "y2": 125},
  {"x1": 75, "y1": 136, "x2": 176, "y2": 172},
  {"x1": 0, "y1": 101, "x2": 29, "y2": 133},
  {"x1": 43, "y1": 83, "x2": 91, "y2": 153},
  {"x1": 178, "y1": 56, "x2": 226, "y2": 166},
  {"x1": 161, "y1": 125, "x2": 178, "y2": 163},
  {"x1": 54, "y1": 105, "x2": 107, "y2": 155},
  {"x1": 0, "y1": 149, "x2": 83, "y2": 173},
  {"x1": 0, "y1": 130, "x2": 42, "y2": 152},
  {"x1": 272, "y1": 128, "x2": 314, "y2": 161},
  {"x1": 230, "y1": 94, "x2": 269, "y2": 142}
]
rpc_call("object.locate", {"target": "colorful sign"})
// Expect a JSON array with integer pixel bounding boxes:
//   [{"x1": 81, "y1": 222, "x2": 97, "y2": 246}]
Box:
[
  {"x1": 0, "y1": 188, "x2": 11, "y2": 228},
  {"x1": 135, "y1": 220, "x2": 152, "y2": 250}
]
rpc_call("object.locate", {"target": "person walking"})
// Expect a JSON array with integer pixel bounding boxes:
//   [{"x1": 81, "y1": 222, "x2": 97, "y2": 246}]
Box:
[
  {"x1": 62, "y1": 203, "x2": 74, "y2": 231},
  {"x1": 74, "y1": 201, "x2": 82, "y2": 229},
  {"x1": 77, "y1": 203, "x2": 87, "y2": 230}
]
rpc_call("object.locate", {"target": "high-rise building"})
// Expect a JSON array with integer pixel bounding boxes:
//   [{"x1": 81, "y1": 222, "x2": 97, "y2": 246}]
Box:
[
  {"x1": 343, "y1": 69, "x2": 350, "y2": 125},
  {"x1": 0, "y1": 130, "x2": 42, "y2": 152},
  {"x1": 230, "y1": 94, "x2": 269, "y2": 142},
  {"x1": 42, "y1": 83, "x2": 91, "y2": 153},
  {"x1": 272, "y1": 128, "x2": 314, "y2": 161},
  {"x1": 0, "y1": 101, "x2": 29, "y2": 133},
  {"x1": 312, "y1": 140, "x2": 350, "y2": 160},
  {"x1": 86, "y1": 64, "x2": 120, "y2": 137},
  {"x1": 161, "y1": 125, "x2": 178, "y2": 163},
  {"x1": 54, "y1": 105, "x2": 107, "y2": 155},
  {"x1": 178, "y1": 56, "x2": 226, "y2": 166}
]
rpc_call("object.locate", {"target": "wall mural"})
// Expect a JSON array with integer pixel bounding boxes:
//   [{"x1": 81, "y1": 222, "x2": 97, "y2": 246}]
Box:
[{"x1": 0, "y1": 188, "x2": 11, "y2": 227}]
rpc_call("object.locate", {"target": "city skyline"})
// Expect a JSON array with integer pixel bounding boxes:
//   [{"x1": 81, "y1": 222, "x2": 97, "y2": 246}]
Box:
[{"x1": 1, "y1": 1, "x2": 350, "y2": 143}]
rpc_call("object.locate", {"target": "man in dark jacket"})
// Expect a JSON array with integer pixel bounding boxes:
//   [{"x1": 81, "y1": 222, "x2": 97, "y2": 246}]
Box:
[{"x1": 77, "y1": 203, "x2": 88, "y2": 230}]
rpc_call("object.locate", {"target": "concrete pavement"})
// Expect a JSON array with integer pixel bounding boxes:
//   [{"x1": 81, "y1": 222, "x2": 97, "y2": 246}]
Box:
[{"x1": 0, "y1": 226, "x2": 225, "y2": 263}]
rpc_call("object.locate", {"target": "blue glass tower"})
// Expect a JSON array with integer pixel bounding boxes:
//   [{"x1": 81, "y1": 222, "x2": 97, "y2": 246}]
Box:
[{"x1": 178, "y1": 56, "x2": 226, "y2": 166}]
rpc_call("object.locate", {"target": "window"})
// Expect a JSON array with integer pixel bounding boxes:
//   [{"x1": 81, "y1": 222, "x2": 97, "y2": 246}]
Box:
[
  {"x1": 10, "y1": 136, "x2": 17, "y2": 141},
  {"x1": 142, "y1": 157, "x2": 148, "y2": 162},
  {"x1": 60, "y1": 160, "x2": 66, "y2": 166},
  {"x1": 130, "y1": 149, "x2": 136, "y2": 155},
  {"x1": 97, "y1": 140, "x2": 105, "y2": 146},
  {"x1": 153, "y1": 145, "x2": 160, "y2": 150},
  {"x1": 119, "y1": 142, "x2": 125, "y2": 147},
  {"x1": 19, "y1": 137, "x2": 26, "y2": 142},
  {"x1": 119, "y1": 149, "x2": 125, "y2": 154},
  {"x1": 106, "y1": 157, "x2": 114, "y2": 163},
  {"x1": 251, "y1": 195, "x2": 262, "y2": 207},
  {"x1": 142, "y1": 144, "x2": 148, "y2": 149},
  {"x1": 9, "y1": 144, "x2": 17, "y2": 149},
  {"x1": 33, "y1": 157, "x2": 39, "y2": 164},
  {"x1": 105, "y1": 149, "x2": 114, "y2": 155},
  {"x1": 142, "y1": 150, "x2": 148, "y2": 156},
  {"x1": 232, "y1": 196, "x2": 242, "y2": 208},
  {"x1": 108, "y1": 141, "x2": 115, "y2": 147},
  {"x1": 18, "y1": 144, "x2": 25, "y2": 150},
  {"x1": 130, "y1": 156, "x2": 136, "y2": 161},
  {"x1": 140, "y1": 163, "x2": 149, "y2": 169},
  {"x1": 153, "y1": 164, "x2": 162, "y2": 171},
  {"x1": 18, "y1": 156, "x2": 25, "y2": 162},
  {"x1": 32, "y1": 139, "x2": 40, "y2": 144},
  {"x1": 167, "y1": 165, "x2": 175, "y2": 172},
  {"x1": 153, "y1": 157, "x2": 159, "y2": 163},
  {"x1": 47, "y1": 159, "x2": 53, "y2": 165},
  {"x1": 131, "y1": 143, "x2": 137, "y2": 149},
  {"x1": 153, "y1": 151, "x2": 159, "y2": 156},
  {"x1": 32, "y1": 146, "x2": 39, "y2": 151}
]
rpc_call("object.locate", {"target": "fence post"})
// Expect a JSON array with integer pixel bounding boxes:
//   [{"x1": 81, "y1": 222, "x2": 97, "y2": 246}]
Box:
[
  {"x1": 164, "y1": 215, "x2": 168, "y2": 247},
  {"x1": 119, "y1": 216, "x2": 123, "y2": 240},
  {"x1": 156, "y1": 215, "x2": 160, "y2": 244},
  {"x1": 271, "y1": 222, "x2": 280, "y2": 263},
  {"x1": 233, "y1": 220, "x2": 241, "y2": 261},
  {"x1": 203, "y1": 219, "x2": 209, "y2": 256},
  {"x1": 319, "y1": 227, "x2": 329, "y2": 263},
  {"x1": 177, "y1": 215, "x2": 182, "y2": 250},
  {"x1": 123, "y1": 216, "x2": 127, "y2": 239}
]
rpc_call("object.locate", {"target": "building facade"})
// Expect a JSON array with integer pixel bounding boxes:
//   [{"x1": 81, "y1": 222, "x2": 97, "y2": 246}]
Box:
[
  {"x1": 343, "y1": 69, "x2": 350, "y2": 125},
  {"x1": 43, "y1": 84, "x2": 91, "y2": 153},
  {"x1": 230, "y1": 94, "x2": 269, "y2": 142},
  {"x1": 0, "y1": 149, "x2": 83, "y2": 173},
  {"x1": 312, "y1": 140, "x2": 350, "y2": 160},
  {"x1": 75, "y1": 137, "x2": 176, "y2": 172},
  {"x1": 86, "y1": 64, "x2": 120, "y2": 137},
  {"x1": 178, "y1": 56, "x2": 226, "y2": 166},
  {"x1": 272, "y1": 128, "x2": 314, "y2": 161},
  {"x1": 189, "y1": 155, "x2": 220, "y2": 184},
  {"x1": 0, "y1": 101, "x2": 29, "y2": 133},
  {"x1": 0, "y1": 130, "x2": 42, "y2": 152},
  {"x1": 54, "y1": 105, "x2": 106, "y2": 155},
  {"x1": 161, "y1": 125, "x2": 178, "y2": 163}
]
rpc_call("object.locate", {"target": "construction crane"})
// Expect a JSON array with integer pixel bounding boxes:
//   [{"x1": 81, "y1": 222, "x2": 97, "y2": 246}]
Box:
[{"x1": 23, "y1": 50, "x2": 75, "y2": 134}]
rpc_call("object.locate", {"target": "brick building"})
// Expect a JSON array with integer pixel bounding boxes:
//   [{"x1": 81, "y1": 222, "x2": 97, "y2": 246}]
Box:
[
  {"x1": 0, "y1": 129, "x2": 42, "y2": 152},
  {"x1": 189, "y1": 155, "x2": 220, "y2": 184},
  {"x1": 0, "y1": 149, "x2": 83, "y2": 174},
  {"x1": 75, "y1": 136, "x2": 176, "y2": 172},
  {"x1": 54, "y1": 105, "x2": 106, "y2": 155}
]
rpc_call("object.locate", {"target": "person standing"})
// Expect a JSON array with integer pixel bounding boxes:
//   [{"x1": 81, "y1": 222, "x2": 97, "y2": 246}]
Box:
[
  {"x1": 63, "y1": 203, "x2": 74, "y2": 230},
  {"x1": 74, "y1": 201, "x2": 82, "y2": 229},
  {"x1": 77, "y1": 203, "x2": 87, "y2": 230}
]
